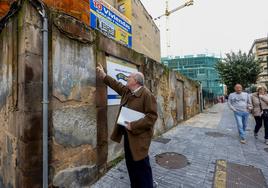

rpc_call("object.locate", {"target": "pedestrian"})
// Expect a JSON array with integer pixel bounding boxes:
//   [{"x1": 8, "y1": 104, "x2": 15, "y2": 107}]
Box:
[
  {"x1": 228, "y1": 84, "x2": 252, "y2": 144},
  {"x1": 96, "y1": 63, "x2": 158, "y2": 188},
  {"x1": 225, "y1": 95, "x2": 228, "y2": 102},
  {"x1": 251, "y1": 85, "x2": 268, "y2": 145}
]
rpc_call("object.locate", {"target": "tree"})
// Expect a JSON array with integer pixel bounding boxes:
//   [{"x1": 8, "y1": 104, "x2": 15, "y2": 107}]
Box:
[{"x1": 215, "y1": 51, "x2": 261, "y2": 94}]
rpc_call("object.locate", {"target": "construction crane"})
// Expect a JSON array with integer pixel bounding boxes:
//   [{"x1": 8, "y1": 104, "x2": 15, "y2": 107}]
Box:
[{"x1": 154, "y1": 0, "x2": 194, "y2": 57}]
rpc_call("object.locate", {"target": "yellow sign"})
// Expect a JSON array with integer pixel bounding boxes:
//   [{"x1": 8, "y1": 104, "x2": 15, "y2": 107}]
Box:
[
  {"x1": 90, "y1": 0, "x2": 132, "y2": 48},
  {"x1": 117, "y1": 0, "x2": 132, "y2": 20}
]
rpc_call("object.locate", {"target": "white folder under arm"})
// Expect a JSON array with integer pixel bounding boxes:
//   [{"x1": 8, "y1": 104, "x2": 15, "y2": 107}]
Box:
[{"x1": 117, "y1": 106, "x2": 145, "y2": 127}]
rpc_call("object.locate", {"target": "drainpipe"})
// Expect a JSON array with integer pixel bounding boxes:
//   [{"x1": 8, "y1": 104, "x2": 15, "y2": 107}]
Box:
[
  {"x1": 42, "y1": 15, "x2": 49, "y2": 188},
  {"x1": 200, "y1": 82, "x2": 203, "y2": 112},
  {"x1": 37, "y1": 4, "x2": 49, "y2": 188}
]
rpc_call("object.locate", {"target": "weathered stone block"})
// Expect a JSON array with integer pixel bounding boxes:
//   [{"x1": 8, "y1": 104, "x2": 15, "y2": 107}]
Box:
[
  {"x1": 17, "y1": 83, "x2": 42, "y2": 112},
  {"x1": 53, "y1": 165, "x2": 98, "y2": 188},
  {"x1": 18, "y1": 53, "x2": 42, "y2": 83},
  {"x1": 51, "y1": 142, "x2": 97, "y2": 175},
  {"x1": 98, "y1": 34, "x2": 143, "y2": 66},
  {"x1": 96, "y1": 106, "x2": 108, "y2": 166},
  {"x1": 164, "y1": 114, "x2": 174, "y2": 130},
  {"x1": 0, "y1": 37, "x2": 13, "y2": 110},
  {"x1": 53, "y1": 105, "x2": 97, "y2": 147},
  {"x1": 52, "y1": 27, "x2": 96, "y2": 102},
  {"x1": 16, "y1": 111, "x2": 42, "y2": 142},
  {"x1": 107, "y1": 105, "x2": 123, "y2": 162},
  {"x1": 157, "y1": 95, "x2": 164, "y2": 119},
  {"x1": 53, "y1": 12, "x2": 95, "y2": 44},
  {"x1": 107, "y1": 141, "x2": 123, "y2": 163},
  {"x1": 17, "y1": 140, "x2": 42, "y2": 171},
  {"x1": 0, "y1": 176, "x2": 13, "y2": 188},
  {"x1": 18, "y1": 22, "x2": 42, "y2": 56},
  {"x1": 18, "y1": 0, "x2": 42, "y2": 28},
  {"x1": 96, "y1": 85, "x2": 107, "y2": 107},
  {"x1": 17, "y1": 168, "x2": 42, "y2": 188},
  {"x1": 154, "y1": 118, "x2": 164, "y2": 136},
  {"x1": 0, "y1": 135, "x2": 16, "y2": 188},
  {"x1": 6, "y1": 112, "x2": 18, "y2": 139},
  {"x1": 0, "y1": 177, "x2": 4, "y2": 188}
]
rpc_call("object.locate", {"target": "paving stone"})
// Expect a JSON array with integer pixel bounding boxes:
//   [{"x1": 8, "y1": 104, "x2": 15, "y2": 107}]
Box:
[{"x1": 92, "y1": 104, "x2": 268, "y2": 187}]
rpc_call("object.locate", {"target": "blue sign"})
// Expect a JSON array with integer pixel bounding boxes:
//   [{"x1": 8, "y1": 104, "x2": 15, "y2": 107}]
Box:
[{"x1": 90, "y1": 0, "x2": 132, "y2": 48}]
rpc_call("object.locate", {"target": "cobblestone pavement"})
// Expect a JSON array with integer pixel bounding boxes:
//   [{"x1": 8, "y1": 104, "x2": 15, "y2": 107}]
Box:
[{"x1": 92, "y1": 103, "x2": 268, "y2": 188}]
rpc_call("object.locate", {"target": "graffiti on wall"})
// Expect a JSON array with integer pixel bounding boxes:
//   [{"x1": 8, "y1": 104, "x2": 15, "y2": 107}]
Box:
[
  {"x1": 52, "y1": 32, "x2": 96, "y2": 102},
  {"x1": 52, "y1": 30, "x2": 97, "y2": 148}
]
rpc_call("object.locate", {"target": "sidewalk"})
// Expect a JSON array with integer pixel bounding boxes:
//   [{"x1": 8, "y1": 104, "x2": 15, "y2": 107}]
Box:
[{"x1": 92, "y1": 103, "x2": 268, "y2": 188}]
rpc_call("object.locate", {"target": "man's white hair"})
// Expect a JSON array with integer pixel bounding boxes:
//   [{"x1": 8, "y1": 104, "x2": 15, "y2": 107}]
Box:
[{"x1": 133, "y1": 72, "x2": 144, "y2": 86}]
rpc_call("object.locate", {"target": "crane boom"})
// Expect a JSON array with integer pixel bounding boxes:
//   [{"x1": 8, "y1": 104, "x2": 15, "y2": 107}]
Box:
[
  {"x1": 154, "y1": 13, "x2": 167, "y2": 20},
  {"x1": 169, "y1": 4, "x2": 188, "y2": 15},
  {"x1": 154, "y1": 0, "x2": 193, "y2": 20}
]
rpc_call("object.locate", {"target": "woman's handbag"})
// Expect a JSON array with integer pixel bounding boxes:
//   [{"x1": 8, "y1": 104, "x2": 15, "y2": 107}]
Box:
[
  {"x1": 262, "y1": 109, "x2": 268, "y2": 117},
  {"x1": 258, "y1": 94, "x2": 268, "y2": 117}
]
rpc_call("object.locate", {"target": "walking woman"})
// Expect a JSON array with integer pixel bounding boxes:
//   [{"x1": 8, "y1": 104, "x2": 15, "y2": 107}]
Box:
[{"x1": 251, "y1": 85, "x2": 268, "y2": 145}]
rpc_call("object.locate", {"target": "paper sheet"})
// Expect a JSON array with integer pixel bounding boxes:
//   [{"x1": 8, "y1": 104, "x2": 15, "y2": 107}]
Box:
[{"x1": 117, "y1": 107, "x2": 145, "y2": 127}]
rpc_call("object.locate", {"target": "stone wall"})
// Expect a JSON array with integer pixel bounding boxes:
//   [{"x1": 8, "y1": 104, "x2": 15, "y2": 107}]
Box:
[
  {"x1": 50, "y1": 16, "x2": 98, "y2": 187},
  {"x1": 0, "y1": 1, "x2": 43, "y2": 187},
  {"x1": 0, "y1": 11, "x2": 17, "y2": 188},
  {"x1": 0, "y1": 1, "x2": 201, "y2": 187},
  {"x1": 144, "y1": 60, "x2": 201, "y2": 135}
]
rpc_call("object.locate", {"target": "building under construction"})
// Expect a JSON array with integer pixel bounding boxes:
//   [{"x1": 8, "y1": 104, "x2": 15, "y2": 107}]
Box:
[
  {"x1": 249, "y1": 37, "x2": 268, "y2": 84},
  {"x1": 0, "y1": 0, "x2": 202, "y2": 187},
  {"x1": 162, "y1": 54, "x2": 224, "y2": 98}
]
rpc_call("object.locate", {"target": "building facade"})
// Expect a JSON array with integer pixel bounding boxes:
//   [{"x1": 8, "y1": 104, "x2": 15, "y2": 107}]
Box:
[
  {"x1": 0, "y1": 0, "x2": 200, "y2": 187},
  {"x1": 249, "y1": 37, "x2": 268, "y2": 84},
  {"x1": 162, "y1": 54, "x2": 224, "y2": 97},
  {"x1": 0, "y1": 0, "x2": 161, "y2": 62}
]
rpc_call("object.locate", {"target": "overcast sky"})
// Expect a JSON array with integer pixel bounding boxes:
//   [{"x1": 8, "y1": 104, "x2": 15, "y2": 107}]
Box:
[{"x1": 140, "y1": 0, "x2": 268, "y2": 57}]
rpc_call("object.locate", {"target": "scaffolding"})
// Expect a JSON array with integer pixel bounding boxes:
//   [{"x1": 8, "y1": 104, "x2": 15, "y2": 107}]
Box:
[{"x1": 162, "y1": 54, "x2": 224, "y2": 97}]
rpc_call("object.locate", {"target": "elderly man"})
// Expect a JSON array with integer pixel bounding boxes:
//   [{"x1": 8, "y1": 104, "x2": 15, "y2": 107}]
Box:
[
  {"x1": 96, "y1": 64, "x2": 158, "y2": 188},
  {"x1": 228, "y1": 84, "x2": 252, "y2": 144}
]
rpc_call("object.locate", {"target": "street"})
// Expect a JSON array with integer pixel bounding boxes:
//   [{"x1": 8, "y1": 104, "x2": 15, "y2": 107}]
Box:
[
  {"x1": 1, "y1": 0, "x2": 268, "y2": 187},
  {"x1": 93, "y1": 103, "x2": 268, "y2": 188}
]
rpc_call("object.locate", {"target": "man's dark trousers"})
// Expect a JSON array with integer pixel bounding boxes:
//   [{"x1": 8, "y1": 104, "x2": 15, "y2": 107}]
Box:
[{"x1": 124, "y1": 130, "x2": 153, "y2": 188}]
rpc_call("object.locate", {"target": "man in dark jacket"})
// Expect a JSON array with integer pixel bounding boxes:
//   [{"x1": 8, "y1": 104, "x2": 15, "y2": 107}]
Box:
[{"x1": 97, "y1": 63, "x2": 158, "y2": 188}]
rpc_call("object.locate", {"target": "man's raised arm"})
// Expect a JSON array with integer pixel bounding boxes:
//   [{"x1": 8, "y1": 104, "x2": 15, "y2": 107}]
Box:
[{"x1": 96, "y1": 63, "x2": 128, "y2": 96}]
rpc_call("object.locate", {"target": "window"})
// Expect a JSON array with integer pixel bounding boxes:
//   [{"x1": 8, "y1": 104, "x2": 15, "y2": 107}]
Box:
[{"x1": 198, "y1": 69, "x2": 205, "y2": 74}]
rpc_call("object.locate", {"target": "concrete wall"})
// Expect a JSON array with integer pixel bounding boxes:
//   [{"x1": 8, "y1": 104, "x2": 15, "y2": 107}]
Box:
[
  {"x1": 143, "y1": 60, "x2": 201, "y2": 135},
  {"x1": 0, "y1": 11, "x2": 17, "y2": 188},
  {"x1": 0, "y1": 1, "x2": 200, "y2": 187},
  {"x1": 0, "y1": 2, "x2": 43, "y2": 187},
  {"x1": 131, "y1": 0, "x2": 161, "y2": 62},
  {"x1": 51, "y1": 15, "x2": 98, "y2": 187}
]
